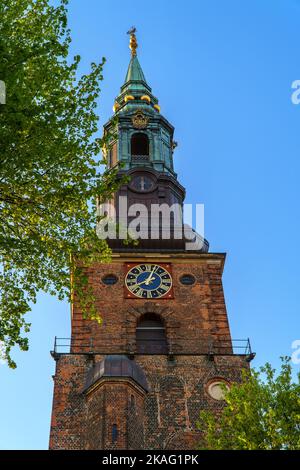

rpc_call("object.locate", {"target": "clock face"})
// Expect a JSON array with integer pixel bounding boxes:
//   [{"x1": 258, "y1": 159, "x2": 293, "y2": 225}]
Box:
[
  {"x1": 125, "y1": 263, "x2": 172, "y2": 299},
  {"x1": 130, "y1": 175, "x2": 155, "y2": 192}
]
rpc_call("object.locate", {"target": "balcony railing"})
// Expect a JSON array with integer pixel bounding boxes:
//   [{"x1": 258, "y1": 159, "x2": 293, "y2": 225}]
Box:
[
  {"x1": 51, "y1": 337, "x2": 255, "y2": 361},
  {"x1": 131, "y1": 154, "x2": 149, "y2": 161}
]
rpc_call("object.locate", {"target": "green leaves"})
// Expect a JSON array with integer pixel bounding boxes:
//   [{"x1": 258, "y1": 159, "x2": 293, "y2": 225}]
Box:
[
  {"x1": 198, "y1": 358, "x2": 300, "y2": 450},
  {"x1": 0, "y1": 0, "x2": 118, "y2": 366}
]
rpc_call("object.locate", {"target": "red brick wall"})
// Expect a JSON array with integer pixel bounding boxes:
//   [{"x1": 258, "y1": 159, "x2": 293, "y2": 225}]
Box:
[
  {"x1": 49, "y1": 355, "x2": 89, "y2": 449},
  {"x1": 49, "y1": 354, "x2": 248, "y2": 449},
  {"x1": 85, "y1": 380, "x2": 145, "y2": 450},
  {"x1": 49, "y1": 253, "x2": 249, "y2": 450},
  {"x1": 71, "y1": 254, "x2": 232, "y2": 355}
]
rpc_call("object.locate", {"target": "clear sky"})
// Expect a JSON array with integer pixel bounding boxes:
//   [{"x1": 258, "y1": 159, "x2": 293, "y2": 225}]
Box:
[{"x1": 1, "y1": 0, "x2": 300, "y2": 450}]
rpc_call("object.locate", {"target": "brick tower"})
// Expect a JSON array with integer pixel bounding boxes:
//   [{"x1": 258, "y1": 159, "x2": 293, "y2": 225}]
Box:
[{"x1": 49, "y1": 30, "x2": 254, "y2": 450}]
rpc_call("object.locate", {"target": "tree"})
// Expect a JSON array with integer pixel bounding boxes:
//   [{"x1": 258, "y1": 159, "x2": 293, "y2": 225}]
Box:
[
  {"x1": 0, "y1": 0, "x2": 120, "y2": 367},
  {"x1": 197, "y1": 358, "x2": 300, "y2": 449}
]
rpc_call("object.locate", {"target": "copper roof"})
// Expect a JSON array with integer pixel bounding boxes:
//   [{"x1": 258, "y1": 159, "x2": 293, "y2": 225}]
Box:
[{"x1": 84, "y1": 355, "x2": 149, "y2": 392}]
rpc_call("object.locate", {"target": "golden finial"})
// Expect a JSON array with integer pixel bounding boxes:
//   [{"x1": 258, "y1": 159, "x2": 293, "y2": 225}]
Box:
[{"x1": 127, "y1": 26, "x2": 138, "y2": 57}]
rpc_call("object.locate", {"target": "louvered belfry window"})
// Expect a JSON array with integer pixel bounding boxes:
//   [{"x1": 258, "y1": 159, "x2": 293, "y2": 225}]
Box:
[{"x1": 136, "y1": 313, "x2": 168, "y2": 354}]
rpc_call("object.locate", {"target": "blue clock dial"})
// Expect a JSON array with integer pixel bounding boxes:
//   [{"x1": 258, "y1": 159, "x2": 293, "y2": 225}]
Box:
[{"x1": 125, "y1": 264, "x2": 172, "y2": 298}]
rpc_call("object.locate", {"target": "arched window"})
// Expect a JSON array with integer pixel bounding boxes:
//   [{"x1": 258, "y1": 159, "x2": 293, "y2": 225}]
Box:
[
  {"x1": 131, "y1": 133, "x2": 149, "y2": 157},
  {"x1": 130, "y1": 394, "x2": 136, "y2": 411},
  {"x1": 112, "y1": 424, "x2": 118, "y2": 443},
  {"x1": 136, "y1": 313, "x2": 168, "y2": 354}
]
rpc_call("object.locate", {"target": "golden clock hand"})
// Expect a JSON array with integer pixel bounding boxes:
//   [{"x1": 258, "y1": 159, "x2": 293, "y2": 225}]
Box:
[
  {"x1": 145, "y1": 266, "x2": 156, "y2": 285},
  {"x1": 135, "y1": 276, "x2": 156, "y2": 287}
]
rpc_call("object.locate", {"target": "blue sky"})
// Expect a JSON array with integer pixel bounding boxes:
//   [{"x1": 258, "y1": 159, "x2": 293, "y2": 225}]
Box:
[{"x1": 1, "y1": 0, "x2": 300, "y2": 449}]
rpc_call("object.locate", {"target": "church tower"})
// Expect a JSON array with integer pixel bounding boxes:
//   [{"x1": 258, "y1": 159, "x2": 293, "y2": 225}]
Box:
[{"x1": 49, "y1": 30, "x2": 254, "y2": 450}]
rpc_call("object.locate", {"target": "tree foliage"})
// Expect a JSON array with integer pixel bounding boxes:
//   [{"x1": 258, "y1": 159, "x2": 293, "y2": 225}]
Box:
[
  {"x1": 0, "y1": 0, "x2": 119, "y2": 367},
  {"x1": 198, "y1": 358, "x2": 300, "y2": 450}
]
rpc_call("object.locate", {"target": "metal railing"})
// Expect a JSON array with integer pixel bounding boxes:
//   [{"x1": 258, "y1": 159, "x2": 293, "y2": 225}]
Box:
[
  {"x1": 131, "y1": 154, "x2": 149, "y2": 161},
  {"x1": 52, "y1": 336, "x2": 254, "y2": 359}
]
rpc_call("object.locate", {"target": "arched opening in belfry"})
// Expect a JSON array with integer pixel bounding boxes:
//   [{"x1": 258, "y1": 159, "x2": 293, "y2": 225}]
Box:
[
  {"x1": 136, "y1": 313, "x2": 168, "y2": 354},
  {"x1": 131, "y1": 132, "x2": 149, "y2": 157}
]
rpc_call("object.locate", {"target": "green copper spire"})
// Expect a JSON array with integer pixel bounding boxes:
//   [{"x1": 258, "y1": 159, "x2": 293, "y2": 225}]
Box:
[
  {"x1": 124, "y1": 55, "x2": 147, "y2": 84},
  {"x1": 120, "y1": 27, "x2": 152, "y2": 96},
  {"x1": 121, "y1": 54, "x2": 151, "y2": 95},
  {"x1": 112, "y1": 28, "x2": 158, "y2": 112},
  {"x1": 105, "y1": 29, "x2": 177, "y2": 178}
]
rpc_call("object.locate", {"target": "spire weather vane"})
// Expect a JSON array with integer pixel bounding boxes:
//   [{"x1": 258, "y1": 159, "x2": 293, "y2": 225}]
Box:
[{"x1": 127, "y1": 26, "x2": 138, "y2": 56}]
